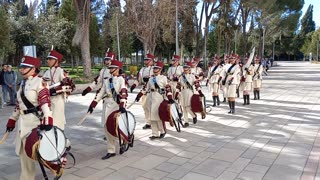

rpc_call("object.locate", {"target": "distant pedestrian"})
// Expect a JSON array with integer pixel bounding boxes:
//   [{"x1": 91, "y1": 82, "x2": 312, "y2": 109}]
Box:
[
  {"x1": 0, "y1": 65, "x2": 3, "y2": 109},
  {"x1": 1, "y1": 64, "x2": 8, "y2": 104},
  {"x1": 4, "y1": 65, "x2": 17, "y2": 105}
]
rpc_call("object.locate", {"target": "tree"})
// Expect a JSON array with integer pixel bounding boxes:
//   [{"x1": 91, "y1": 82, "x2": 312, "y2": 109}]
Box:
[
  {"x1": 125, "y1": 0, "x2": 160, "y2": 54},
  {"x1": 35, "y1": 7, "x2": 72, "y2": 58},
  {"x1": 300, "y1": 5, "x2": 315, "y2": 36},
  {"x1": 72, "y1": 0, "x2": 91, "y2": 77},
  {"x1": 0, "y1": 5, "x2": 14, "y2": 63}
]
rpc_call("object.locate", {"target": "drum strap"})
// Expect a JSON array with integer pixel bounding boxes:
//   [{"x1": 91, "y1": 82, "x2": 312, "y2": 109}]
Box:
[
  {"x1": 209, "y1": 65, "x2": 219, "y2": 79},
  {"x1": 109, "y1": 78, "x2": 120, "y2": 103},
  {"x1": 182, "y1": 74, "x2": 193, "y2": 90},
  {"x1": 36, "y1": 147, "x2": 49, "y2": 180},
  {"x1": 253, "y1": 64, "x2": 261, "y2": 79},
  {"x1": 222, "y1": 63, "x2": 236, "y2": 85},
  {"x1": 152, "y1": 77, "x2": 160, "y2": 89},
  {"x1": 20, "y1": 80, "x2": 43, "y2": 120}
]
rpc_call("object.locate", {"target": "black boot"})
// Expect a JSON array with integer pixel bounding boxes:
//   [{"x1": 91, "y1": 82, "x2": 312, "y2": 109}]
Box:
[
  {"x1": 236, "y1": 88, "x2": 240, "y2": 98},
  {"x1": 243, "y1": 95, "x2": 247, "y2": 105},
  {"x1": 223, "y1": 97, "x2": 226, "y2": 102},
  {"x1": 254, "y1": 90, "x2": 257, "y2": 100},
  {"x1": 212, "y1": 96, "x2": 216, "y2": 107},
  {"x1": 217, "y1": 96, "x2": 220, "y2": 106},
  {"x1": 228, "y1": 101, "x2": 232, "y2": 113},
  {"x1": 247, "y1": 95, "x2": 250, "y2": 105},
  {"x1": 232, "y1": 101, "x2": 235, "y2": 114},
  {"x1": 257, "y1": 90, "x2": 260, "y2": 100}
]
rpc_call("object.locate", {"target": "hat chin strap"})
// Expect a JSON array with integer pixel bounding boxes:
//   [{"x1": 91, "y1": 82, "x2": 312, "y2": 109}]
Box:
[
  {"x1": 110, "y1": 68, "x2": 118, "y2": 75},
  {"x1": 22, "y1": 67, "x2": 34, "y2": 76},
  {"x1": 50, "y1": 59, "x2": 58, "y2": 68}
]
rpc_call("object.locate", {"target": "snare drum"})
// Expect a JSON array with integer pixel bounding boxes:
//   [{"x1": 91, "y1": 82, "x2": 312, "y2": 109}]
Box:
[
  {"x1": 170, "y1": 102, "x2": 182, "y2": 132},
  {"x1": 118, "y1": 111, "x2": 136, "y2": 143},
  {"x1": 38, "y1": 126, "x2": 67, "y2": 161},
  {"x1": 25, "y1": 126, "x2": 68, "y2": 178}
]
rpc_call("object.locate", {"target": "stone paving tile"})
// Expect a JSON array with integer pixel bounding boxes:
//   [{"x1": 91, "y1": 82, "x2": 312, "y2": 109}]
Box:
[
  {"x1": 241, "y1": 147, "x2": 261, "y2": 159},
  {"x1": 180, "y1": 172, "x2": 215, "y2": 180},
  {"x1": 216, "y1": 171, "x2": 239, "y2": 180},
  {"x1": 188, "y1": 151, "x2": 214, "y2": 164},
  {"x1": 129, "y1": 154, "x2": 168, "y2": 171},
  {"x1": 192, "y1": 159, "x2": 231, "y2": 177},
  {"x1": 141, "y1": 169, "x2": 169, "y2": 180},
  {"x1": 237, "y1": 170, "x2": 265, "y2": 180},
  {"x1": 211, "y1": 148, "x2": 245, "y2": 163},
  {"x1": 104, "y1": 166, "x2": 147, "y2": 180},
  {"x1": 88, "y1": 159, "x2": 113, "y2": 170},
  {"x1": 263, "y1": 164, "x2": 303, "y2": 180},
  {"x1": 227, "y1": 157, "x2": 251, "y2": 173},
  {"x1": 155, "y1": 162, "x2": 180, "y2": 173},
  {"x1": 83, "y1": 168, "x2": 114, "y2": 180},
  {"x1": 167, "y1": 156, "x2": 189, "y2": 165},
  {"x1": 167, "y1": 162, "x2": 198, "y2": 179},
  {"x1": 176, "y1": 150, "x2": 198, "y2": 159},
  {"x1": 274, "y1": 152, "x2": 308, "y2": 171},
  {"x1": 251, "y1": 156, "x2": 275, "y2": 167},
  {"x1": 72, "y1": 167, "x2": 100, "y2": 178},
  {"x1": 245, "y1": 163, "x2": 269, "y2": 174}
]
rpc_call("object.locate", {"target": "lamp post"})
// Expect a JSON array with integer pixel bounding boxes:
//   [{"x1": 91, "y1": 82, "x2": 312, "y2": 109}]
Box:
[
  {"x1": 175, "y1": 0, "x2": 179, "y2": 56},
  {"x1": 262, "y1": 27, "x2": 265, "y2": 60},
  {"x1": 317, "y1": 39, "x2": 319, "y2": 61},
  {"x1": 116, "y1": 7, "x2": 121, "y2": 61}
]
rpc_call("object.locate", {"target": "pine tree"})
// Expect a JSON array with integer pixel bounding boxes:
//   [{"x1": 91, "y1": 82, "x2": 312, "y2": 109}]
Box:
[{"x1": 300, "y1": 4, "x2": 315, "y2": 36}]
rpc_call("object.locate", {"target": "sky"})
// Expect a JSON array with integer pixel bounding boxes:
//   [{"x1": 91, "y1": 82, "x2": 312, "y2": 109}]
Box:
[{"x1": 25, "y1": 0, "x2": 319, "y2": 28}]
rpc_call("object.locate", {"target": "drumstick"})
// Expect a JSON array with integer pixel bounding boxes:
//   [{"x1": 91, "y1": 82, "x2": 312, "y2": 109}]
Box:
[
  {"x1": 78, "y1": 112, "x2": 91, "y2": 125},
  {"x1": 126, "y1": 101, "x2": 136, "y2": 109},
  {"x1": 0, "y1": 132, "x2": 9, "y2": 145}
]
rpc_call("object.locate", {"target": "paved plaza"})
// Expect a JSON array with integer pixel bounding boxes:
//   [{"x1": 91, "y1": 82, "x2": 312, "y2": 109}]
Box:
[{"x1": 1, "y1": 61, "x2": 320, "y2": 180}]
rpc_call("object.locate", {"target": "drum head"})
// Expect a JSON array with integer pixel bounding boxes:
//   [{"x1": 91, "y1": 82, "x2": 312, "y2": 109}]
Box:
[
  {"x1": 170, "y1": 103, "x2": 180, "y2": 122},
  {"x1": 38, "y1": 126, "x2": 66, "y2": 162},
  {"x1": 118, "y1": 111, "x2": 136, "y2": 137}
]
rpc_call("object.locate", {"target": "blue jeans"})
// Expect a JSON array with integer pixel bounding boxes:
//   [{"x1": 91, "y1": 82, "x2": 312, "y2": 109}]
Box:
[
  {"x1": 0, "y1": 85, "x2": 3, "y2": 108},
  {"x1": 7, "y1": 84, "x2": 16, "y2": 105},
  {"x1": 2, "y1": 84, "x2": 8, "y2": 103}
]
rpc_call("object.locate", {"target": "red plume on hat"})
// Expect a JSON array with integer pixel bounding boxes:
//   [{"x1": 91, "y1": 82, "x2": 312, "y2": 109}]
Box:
[
  {"x1": 108, "y1": 60, "x2": 123, "y2": 68},
  {"x1": 105, "y1": 52, "x2": 115, "y2": 60},
  {"x1": 20, "y1": 56, "x2": 41, "y2": 68},
  {"x1": 183, "y1": 61, "x2": 192, "y2": 68},
  {"x1": 172, "y1": 55, "x2": 181, "y2": 61},
  {"x1": 231, "y1": 53, "x2": 239, "y2": 60},
  {"x1": 47, "y1": 50, "x2": 63, "y2": 62},
  {"x1": 144, "y1": 53, "x2": 154, "y2": 61},
  {"x1": 192, "y1": 57, "x2": 200, "y2": 63},
  {"x1": 153, "y1": 61, "x2": 164, "y2": 69}
]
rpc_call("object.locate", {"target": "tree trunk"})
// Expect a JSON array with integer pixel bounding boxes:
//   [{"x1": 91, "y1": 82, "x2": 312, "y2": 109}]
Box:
[{"x1": 72, "y1": 0, "x2": 91, "y2": 77}]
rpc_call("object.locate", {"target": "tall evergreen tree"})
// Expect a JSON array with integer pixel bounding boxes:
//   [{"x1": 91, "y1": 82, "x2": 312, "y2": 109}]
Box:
[{"x1": 300, "y1": 4, "x2": 315, "y2": 36}]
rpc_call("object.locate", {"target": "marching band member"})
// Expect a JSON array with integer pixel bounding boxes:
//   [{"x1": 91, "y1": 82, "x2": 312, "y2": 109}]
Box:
[
  {"x1": 140, "y1": 61, "x2": 174, "y2": 140},
  {"x1": 82, "y1": 51, "x2": 113, "y2": 127},
  {"x1": 176, "y1": 62, "x2": 203, "y2": 127},
  {"x1": 220, "y1": 54, "x2": 240, "y2": 114},
  {"x1": 190, "y1": 58, "x2": 204, "y2": 80},
  {"x1": 240, "y1": 57, "x2": 254, "y2": 105},
  {"x1": 81, "y1": 52, "x2": 113, "y2": 96},
  {"x1": 167, "y1": 55, "x2": 184, "y2": 97},
  {"x1": 43, "y1": 50, "x2": 75, "y2": 130},
  {"x1": 5, "y1": 56, "x2": 54, "y2": 180},
  {"x1": 131, "y1": 54, "x2": 154, "y2": 130},
  {"x1": 208, "y1": 56, "x2": 223, "y2": 107},
  {"x1": 253, "y1": 57, "x2": 264, "y2": 100},
  {"x1": 87, "y1": 60, "x2": 128, "y2": 159}
]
